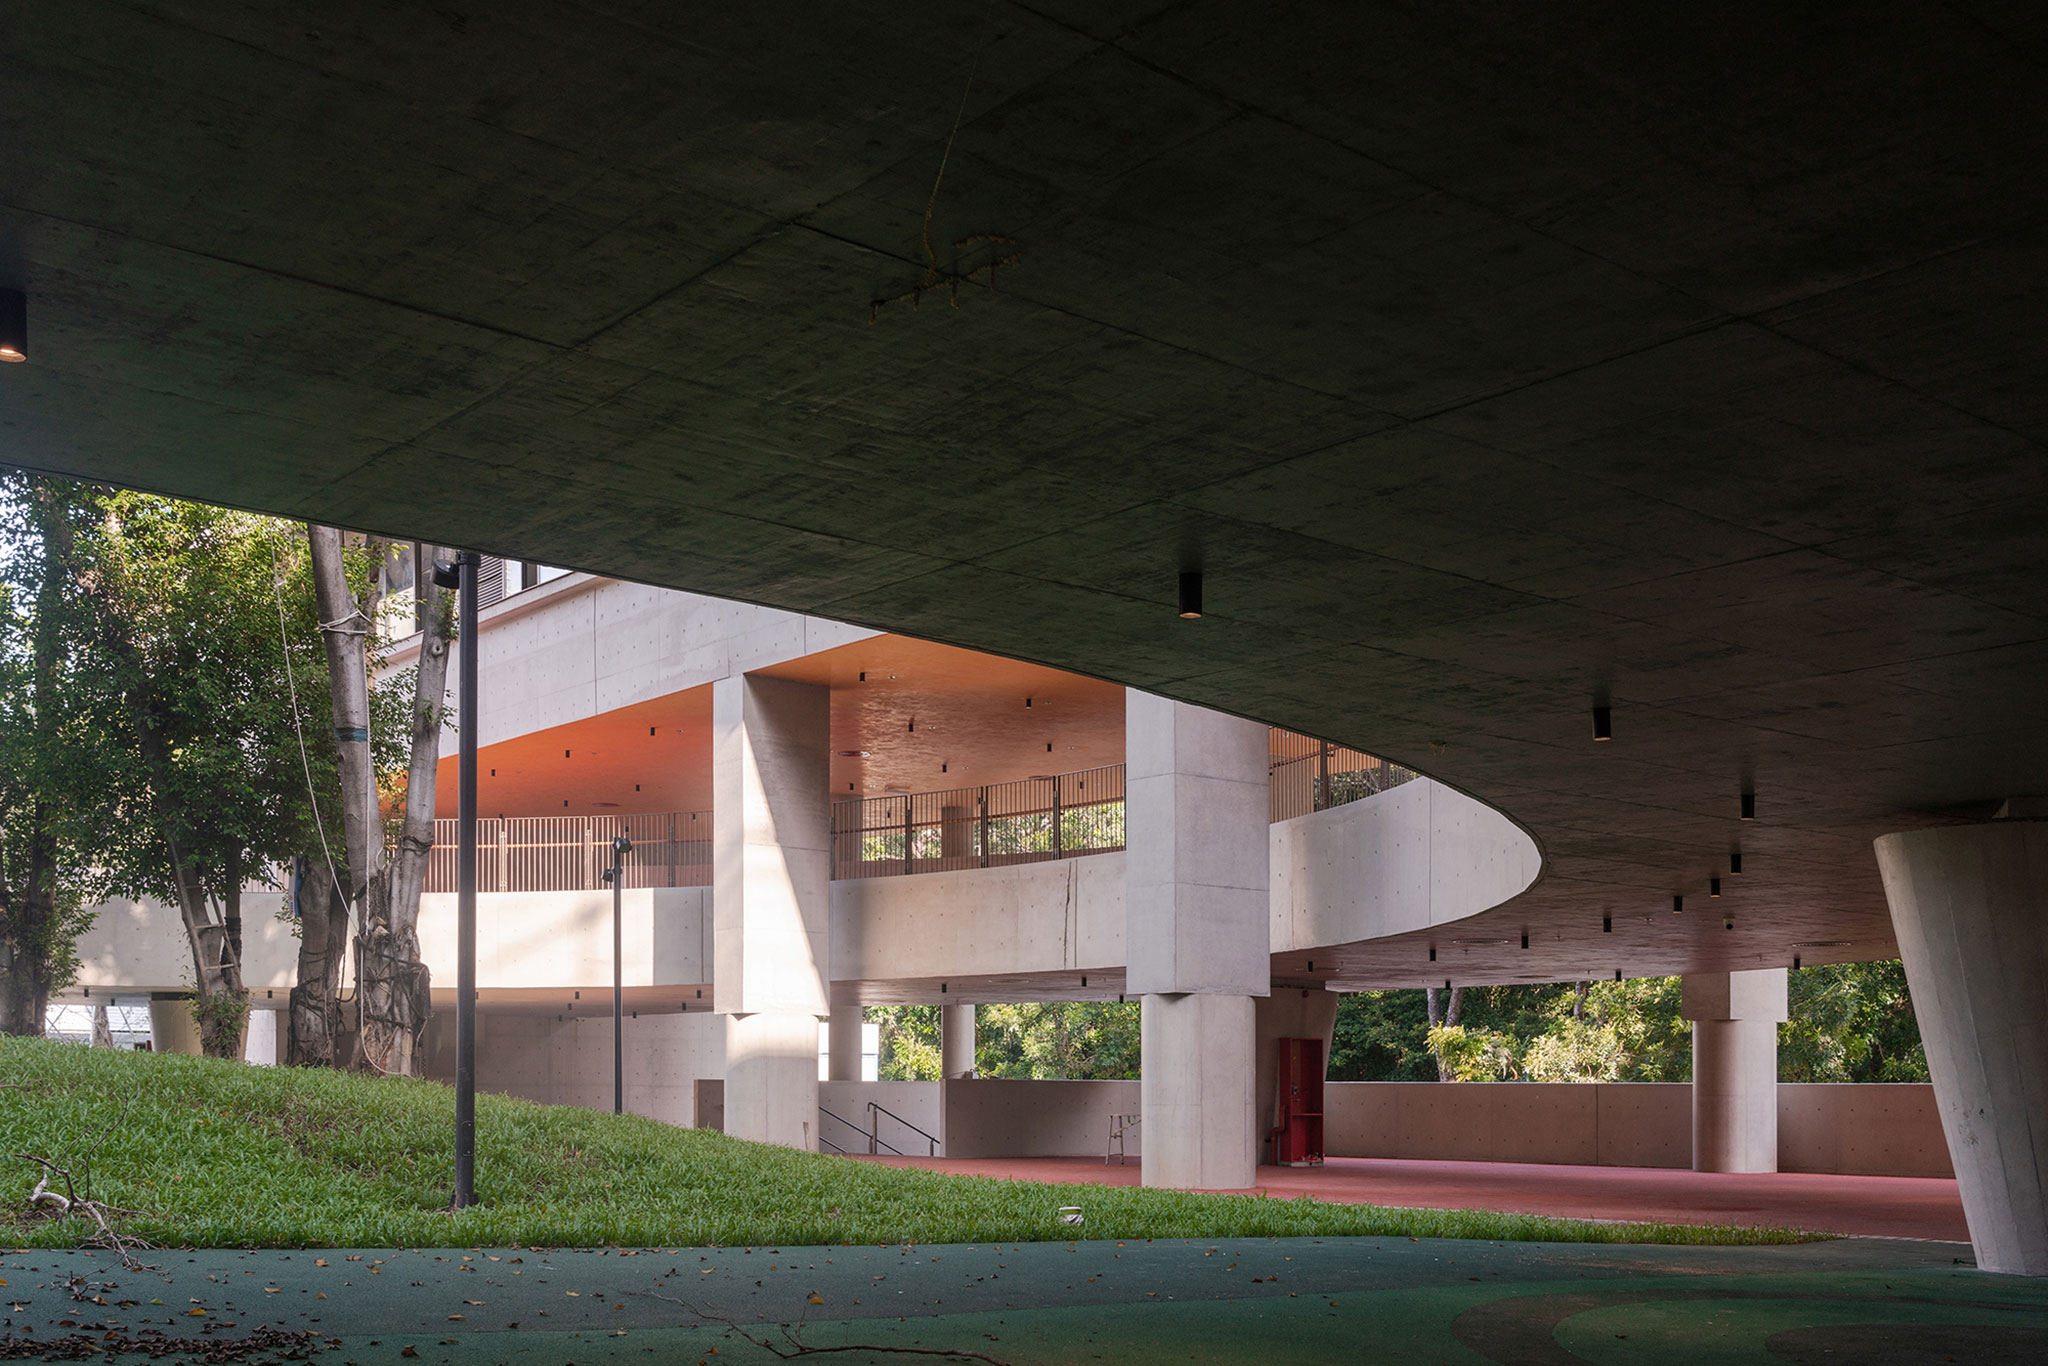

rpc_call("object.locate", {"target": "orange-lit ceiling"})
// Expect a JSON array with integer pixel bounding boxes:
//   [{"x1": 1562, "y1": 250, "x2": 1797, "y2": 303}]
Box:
[{"x1": 436, "y1": 634, "x2": 1125, "y2": 818}]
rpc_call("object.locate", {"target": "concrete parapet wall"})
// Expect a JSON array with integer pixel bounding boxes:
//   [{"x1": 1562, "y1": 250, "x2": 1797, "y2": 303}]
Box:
[
  {"x1": 943, "y1": 1078, "x2": 1142, "y2": 1159},
  {"x1": 1777, "y1": 1083, "x2": 1954, "y2": 1178},
  {"x1": 416, "y1": 887, "x2": 710, "y2": 989},
  {"x1": 832, "y1": 855, "x2": 1126, "y2": 983},
  {"x1": 818, "y1": 1081, "x2": 943, "y2": 1156},
  {"x1": 1326, "y1": 1082, "x2": 1952, "y2": 1178}
]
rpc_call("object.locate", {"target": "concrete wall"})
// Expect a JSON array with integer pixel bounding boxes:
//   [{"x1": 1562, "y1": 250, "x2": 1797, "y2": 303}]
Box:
[
  {"x1": 1778, "y1": 1083, "x2": 1954, "y2": 1178},
  {"x1": 420, "y1": 1006, "x2": 727, "y2": 1127},
  {"x1": 832, "y1": 854, "x2": 1125, "y2": 984},
  {"x1": 1324, "y1": 1082, "x2": 1953, "y2": 1177},
  {"x1": 943, "y1": 1078, "x2": 1143, "y2": 1159},
  {"x1": 409, "y1": 573, "x2": 876, "y2": 751},
  {"x1": 417, "y1": 887, "x2": 711, "y2": 990},
  {"x1": 818, "y1": 1081, "x2": 943, "y2": 1156},
  {"x1": 74, "y1": 894, "x2": 300, "y2": 995}
]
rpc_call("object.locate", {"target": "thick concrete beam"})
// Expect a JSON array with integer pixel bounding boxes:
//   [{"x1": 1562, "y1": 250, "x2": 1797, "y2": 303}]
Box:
[
  {"x1": 1125, "y1": 692, "x2": 1271, "y2": 996},
  {"x1": 941, "y1": 1003, "x2": 976, "y2": 1078},
  {"x1": 1877, "y1": 819, "x2": 2048, "y2": 1275},
  {"x1": 1682, "y1": 969, "x2": 1786, "y2": 1174},
  {"x1": 714, "y1": 673, "x2": 829, "y2": 1147}
]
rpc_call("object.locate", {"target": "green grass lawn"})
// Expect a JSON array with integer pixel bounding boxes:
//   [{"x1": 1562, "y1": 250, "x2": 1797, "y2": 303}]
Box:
[{"x1": 1, "y1": 1037, "x2": 1819, "y2": 1250}]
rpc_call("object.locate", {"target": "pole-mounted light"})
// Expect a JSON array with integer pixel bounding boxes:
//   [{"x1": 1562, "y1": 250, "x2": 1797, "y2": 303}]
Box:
[{"x1": 603, "y1": 834, "x2": 632, "y2": 1115}]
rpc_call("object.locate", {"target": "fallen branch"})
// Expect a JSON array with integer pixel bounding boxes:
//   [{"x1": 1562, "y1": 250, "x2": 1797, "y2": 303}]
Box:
[
  {"x1": 637, "y1": 1289, "x2": 1011, "y2": 1365},
  {"x1": 16, "y1": 1152, "x2": 158, "y2": 1271}
]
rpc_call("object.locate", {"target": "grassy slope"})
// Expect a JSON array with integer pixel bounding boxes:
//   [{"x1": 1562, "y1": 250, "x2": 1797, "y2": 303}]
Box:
[{"x1": 0, "y1": 1038, "x2": 1817, "y2": 1249}]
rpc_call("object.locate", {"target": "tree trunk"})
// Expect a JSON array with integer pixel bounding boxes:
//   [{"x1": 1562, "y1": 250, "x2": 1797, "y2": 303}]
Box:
[
  {"x1": 1573, "y1": 981, "x2": 1588, "y2": 1021},
  {"x1": 309, "y1": 528, "x2": 451, "y2": 1076},
  {"x1": 287, "y1": 855, "x2": 350, "y2": 1066},
  {"x1": 0, "y1": 809, "x2": 59, "y2": 1036},
  {"x1": 1424, "y1": 985, "x2": 1465, "y2": 1082}
]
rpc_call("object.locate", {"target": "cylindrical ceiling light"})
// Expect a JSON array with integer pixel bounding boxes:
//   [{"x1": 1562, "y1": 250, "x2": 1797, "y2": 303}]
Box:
[
  {"x1": 1730, "y1": 851, "x2": 1743, "y2": 875},
  {"x1": 1710, "y1": 878, "x2": 1722, "y2": 897},
  {"x1": 1672, "y1": 895, "x2": 1683, "y2": 914},
  {"x1": 1592, "y1": 705, "x2": 1612, "y2": 741},
  {"x1": 1178, "y1": 570, "x2": 1203, "y2": 619},
  {"x1": 0, "y1": 289, "x2": 25, "y2": 363},
  {"x1": 1740, "y1": 790, "x2": 1756, "y2": 821}
]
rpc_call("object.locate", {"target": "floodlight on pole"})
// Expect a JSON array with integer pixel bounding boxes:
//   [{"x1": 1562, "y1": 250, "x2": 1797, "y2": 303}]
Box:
[{"x1": 603, "y1": 834, "x2": 632, "y2": 1114}]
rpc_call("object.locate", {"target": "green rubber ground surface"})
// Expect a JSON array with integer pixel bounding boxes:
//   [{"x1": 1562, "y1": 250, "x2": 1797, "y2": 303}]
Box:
[{"x1": 6, "y1": 1235, "x2": 2044, "y2": 1364}]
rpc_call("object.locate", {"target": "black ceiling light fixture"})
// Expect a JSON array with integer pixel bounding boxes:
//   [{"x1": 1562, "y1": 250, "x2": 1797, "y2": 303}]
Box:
[
  {"x1": 1740, "y1": 790, "x2": 1756, "y2": 821},
  {"x1": 1730, "y1": 850, "x2": 1744, "y2": 875},
  {"x1": 1520, "y1": 933, "x2": 1529, "y2": 949},
  {"x1": 1672, "y1": 895, "x2": 1684, "y2": 914},
  {"x1": 1428, "y1": 945, "x2": 1437, "y2": 962},
  {"x1": 1603, "y1": 915, "x2": 1612, "y2": 933},
  {"x1": 1178, "y1": 570, "x2": 1204, "y2": 619},
  {"x1": 1592, "y1": 704, "x2": 1612, "y2": 742},
  {"x1": 1615, "y1": 969, "x2": 1623, "y2": 982},
  {"x1": 1710, "y1": 878, "x2": 1722, "y2": 897},
  {"x1": 0, "y1": 288, "x2": 25, "y2": 363},
  {"x1": 1793, "y1": 953, "x2": 1802, "y2": 970}
]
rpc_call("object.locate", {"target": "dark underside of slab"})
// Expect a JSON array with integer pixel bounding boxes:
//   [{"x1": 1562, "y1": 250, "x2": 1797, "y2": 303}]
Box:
[{"x1": 3, "y1": 2, "x2": 2045, "y2": 983}]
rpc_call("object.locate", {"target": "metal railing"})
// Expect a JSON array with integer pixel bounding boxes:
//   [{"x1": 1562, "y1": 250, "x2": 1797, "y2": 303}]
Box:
[
  {"x1": 868, "y1": 1101, "x2": 939, "y2": 1157},
  {"x1": 424, "y1": 810, "x2": 710, "y2": 894},
  {"x1": 831, "y1": 732, "x2": 1416, "y2": 879},
  {"x1": 1266, "y1": 730, "x2": 1419, "y2": 823},
  {"x1": 832, "y1": 765, "x2": 1125, "y2": 880},
  {"x1": 818, "y1": 1106, "x2": 872, "y2": 1155},
  {"x1": 420, "y1": 732, "x2": 1416, "y2": 892}
]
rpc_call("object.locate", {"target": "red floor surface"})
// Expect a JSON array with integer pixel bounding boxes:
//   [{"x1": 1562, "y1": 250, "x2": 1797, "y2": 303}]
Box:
[{"x1": 847, "y1": 1154, "x2": 1969, "y2": 1243}]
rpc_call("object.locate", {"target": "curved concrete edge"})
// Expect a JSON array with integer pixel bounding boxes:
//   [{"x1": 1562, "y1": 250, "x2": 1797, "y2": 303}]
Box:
[
  {"x1": 1269, "y1": 777, "x2": 1543, "y2": 956},
  {"x1": 1875, "y1": 819, "x2": 2048, "y2": 1275}
]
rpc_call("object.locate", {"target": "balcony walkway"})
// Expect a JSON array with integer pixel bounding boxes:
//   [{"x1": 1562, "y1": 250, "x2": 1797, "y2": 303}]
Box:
[{"x1": 846, "y1": 1153, "x2": 1970, "y2": 1243}]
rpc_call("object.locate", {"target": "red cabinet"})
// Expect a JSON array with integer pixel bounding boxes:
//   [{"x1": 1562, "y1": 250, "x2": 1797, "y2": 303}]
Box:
[{"x1": 1269, "y1": 1037, "x2": 1325, "y2": 1166}]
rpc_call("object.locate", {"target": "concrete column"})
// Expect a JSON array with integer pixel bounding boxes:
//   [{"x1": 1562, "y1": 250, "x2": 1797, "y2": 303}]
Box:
[
  {"x1": 941, "y1": 1003, "x2": 976, "y2": 1078},
  {"x1": 713, "y1": 673, "x2": 830, "y2": 1149},
  {"x1": 827, "y1": 1002, "x2": 864, "y2": 1082},
  {"x1": 1876, "y1": 817, "x2": 2048, "y2": 1275},
  {"x1": 1682, "y1": 969, "x2": 1786, "y2": 1173},
  {"x1": 1126, "y1": 691, "x2": 1270, "y2": 1190},
  {"x1": 242, "y1": 1008, "x2": 280, "y2": 1065},
  {"x1": 147, "y1": 998, "x2": 200, "y2": 1055},
  {"x1": 1254, "y1": 988, "x2": 1339, "y2": 1156}
]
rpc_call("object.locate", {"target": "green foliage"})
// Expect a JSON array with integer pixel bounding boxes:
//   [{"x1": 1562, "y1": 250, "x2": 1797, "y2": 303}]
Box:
[
  {"x1": 976, "y1": 1001, "x2": 1141, "y2": 1080},
  {"x1": 1781, "y1": 961, "x2": 1927, "y2": 1082},
  {"x1": 0, "y1": 1037, "x2": 1818, "y2": 1248},
  {"x1": 868, "y1": 1004, "x2": 941, "y2": 1081},
  {"x1": 1426, "y1": 1024, "x2": 1520, "y2": 1081},
  {"x1": 1335, "y1": 970, "x2": 1919, "y2": 1085}
]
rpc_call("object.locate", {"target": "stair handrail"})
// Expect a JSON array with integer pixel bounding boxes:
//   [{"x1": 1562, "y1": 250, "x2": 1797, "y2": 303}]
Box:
[{"x1": 867, "y1": 1100, "x2": 939, "y2": 1156}]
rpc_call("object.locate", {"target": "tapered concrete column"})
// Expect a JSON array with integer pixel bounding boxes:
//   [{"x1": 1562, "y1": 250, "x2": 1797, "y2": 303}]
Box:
[
  {"x1": 827, "y1": 1002, "x2": 864, "y2": 1082},
  {"x1": 1126, "y1": 691, "x2": 1270, "y2": 1190},
  {"x1": 1682, "y1": 969, "x2": 1786, "y2": 1173},
  {"x1": 1877, "y1": 817, "x2": 2048, "y2": 1274},
  {"x1": 714, "y1": 673, "x2": 830, "y2": 1149},
  {"x1": 941, "y1": 1003, "x2": 976, "y2": 1078}
]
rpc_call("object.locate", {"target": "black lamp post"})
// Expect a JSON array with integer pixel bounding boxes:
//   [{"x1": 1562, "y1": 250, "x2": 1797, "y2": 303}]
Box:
[
  {"x1": 434, "y1": 552, "x2": 479, "y2": 1208},
  {"x1": 600, "y1": 834, "x2": 632, "y2": 1114}
]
